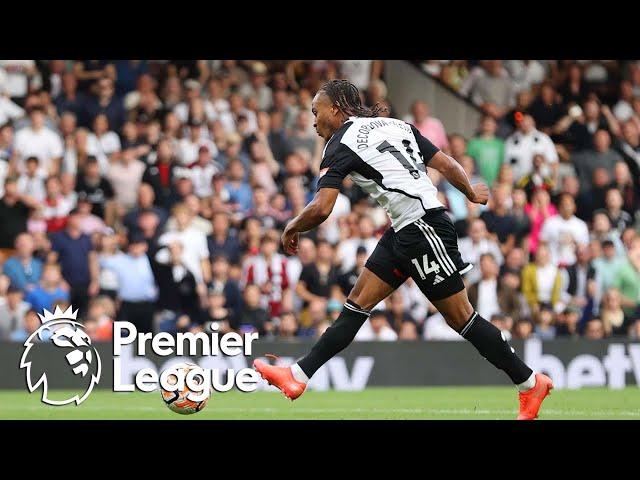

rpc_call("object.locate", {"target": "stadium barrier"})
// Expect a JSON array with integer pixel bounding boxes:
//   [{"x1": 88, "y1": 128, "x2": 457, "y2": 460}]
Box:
[{"x1": 2, "y1": 338, "x2": 639, "y2": 391}]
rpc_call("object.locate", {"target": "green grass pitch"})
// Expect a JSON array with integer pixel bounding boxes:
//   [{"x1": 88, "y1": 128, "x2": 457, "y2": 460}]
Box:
[{"x1": 1, "y1": 387, "x2": 639, "y2": 419}]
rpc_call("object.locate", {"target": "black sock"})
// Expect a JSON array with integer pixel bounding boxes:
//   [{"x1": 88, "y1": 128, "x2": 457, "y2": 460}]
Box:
[
  {"x1": 297, "y1": 299, "x2": 370, "y2": 379},
  {"x1": 460, "y1": 312, "x2": 533, "y2": 385}
]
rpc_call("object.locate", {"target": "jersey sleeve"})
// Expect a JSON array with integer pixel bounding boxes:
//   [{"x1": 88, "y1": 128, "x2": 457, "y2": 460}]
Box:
[
  {"x1": 410, "y1": 124, "x2": 440, "y2": 165},
  {"x1": 316, "y1": 144, "x2": 360, "y2": 191}
]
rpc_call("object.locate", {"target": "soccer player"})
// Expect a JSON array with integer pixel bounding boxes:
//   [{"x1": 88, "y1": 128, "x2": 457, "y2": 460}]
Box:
[{"x1": 253, "y1": 80, "x2": 553, "y2": 420}]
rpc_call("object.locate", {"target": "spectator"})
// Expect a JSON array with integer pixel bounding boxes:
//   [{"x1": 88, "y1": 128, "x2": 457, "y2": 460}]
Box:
[
  {"x1": 595, "y1": 188, "x2": 634, "y2": 235},
  {"x1": 571, "y1": 130, "x2": 623, "y2": 191},
  {"x1": 337, "y1": 246, "x2": 368, "y2": 299},
  {"x1": 224, "y1": 159, "x2": 253, "y2": 215},
  {"x1": 99, "y1": 232, "x2": 157, "y2": 333},
  {"x1": 405, "y1": 100, "x2": 449, "y2": 150},
  {"x1": 177, "y1": 118, "x2": 217, "y2": 167},
  {"x1": 107, "y1": 147, "x2": 145, "y2": 211},
  {"x1": 42, "y1": 175, "x2": 72, "y2": 233},
  {"x1": 16, "y1": 156, "x2": 46, "y2": 202},
  {"x1": 0, "y1": 176, "x2": 38, "y2": 257},
  {"x1": 83, "y1": 76, "x2": 125, "y2": 132},
  {"x1": 87, "y1": 113, "x2": 121, "y2": 165},
  {"x1": 466, "y1": 115, "x2": 504, "y2": 186},
  {"x1": 524, "y1": 188, "x2": 557, "y2": 255},
  {"x1": 504, "y1": 114, "x2": 558, "y2": 182},
  {"x1": 385, "y1": 291, "x2": 416, "y2": 334},
  {"x1": 9, "y1": 308, "x2": 49, "y2": 343},
  {"x1": 467, "y1": 253, "x2": 502, "y2": 321},
  {"x1": 612, "y1": 238, "x2": 640, "y2": 319},
  {"x1": 528, "y1": 82, "x2": 565, "y2": 135},
  {"x1": 122, "y1": 183, "x2": 168, "y2": 234},
  {"x1": 243, "y1": 232, "x2": 291, "y2": 319},
  {"x1": 512, "y1": 318, "x2": 534, "y2": 340},
  {"x1": 533, "y1": 304, "x2": 557, "y2": 340},
  {"x1": 24, "y1": 263, "x2": 69, "y2": 313},
  {"x1": 235, "y1": 284, "x2": 270, "y2": 335},
  {"x1": 158, "y1": 202, "x2": 211, "y2": 290},
  {"x1": 54, "y1": 71, "x2": 85, "y2": 119},
  {"x1": 356, "y1": 310, "x2": 398, "y2": 341},
  {"x1": 593, "y1": 239, "x2": 625, "y2": 294},
  {"x1": 584, "y1": 318, "x2": 606, "y2": 339},
  {"x1": 74, "y1": 156, "x2": 114, "y2": 220},
  {"x1": 521, "y1": 243, "x2": 563, "y2": 314},
  {"x1": 613, "y1": 80, "x2": 635, "y2": 122},
  {"x1": 563, "y1": 243, "x2": 596, "y2": 314},
  {"x1": 539, "y1": 193, "x2": 589, "y2": 266},
  {"x1": 48, "y1": 209, "x2": 99, "y2": 314},
  {"x1": 599, "y1": 288, "x2": 627, "y2": 336},
  {"x1": 2, "y1": 233, "x2": 43, "y2": 292},
  {"x1": 460, "y1": 60, "x2": 516, "y2": 120},
  {"x1": 296, "y1": 239, "x2": 339, "y2": 307},
  {"x1": 0, "y1": 284, "x2": 30, "y2": 339},
  {"x1": 13, "y1": 106, "x2": 63, "y2": 175},
  {"x1": 458, "y1": 218, "x2": 503, "y2": 285},
  {"x1": 336, "y1": 215, "x2": 378, "y2": 274}
]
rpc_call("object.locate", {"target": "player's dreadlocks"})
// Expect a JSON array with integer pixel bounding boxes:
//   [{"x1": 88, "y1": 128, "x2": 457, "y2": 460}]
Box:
[{"x1": 319, "y1": 79, "x2": 387, "y2": 118}]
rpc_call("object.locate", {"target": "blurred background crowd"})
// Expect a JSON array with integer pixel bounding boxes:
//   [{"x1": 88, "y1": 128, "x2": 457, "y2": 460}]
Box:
[{"x1": 1, "y1": 59, "x2": 640, "y2": 344}]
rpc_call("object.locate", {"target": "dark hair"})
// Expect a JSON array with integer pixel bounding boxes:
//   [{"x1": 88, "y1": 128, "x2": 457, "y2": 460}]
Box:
[{"x1": 319, "y1": 79, "x2": 386, "y2": 118}]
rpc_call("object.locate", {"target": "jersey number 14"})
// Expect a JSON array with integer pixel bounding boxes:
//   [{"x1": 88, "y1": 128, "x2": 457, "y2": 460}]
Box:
[{"x1": 411, "y1": 253, "x2": 441, "y2": 280}]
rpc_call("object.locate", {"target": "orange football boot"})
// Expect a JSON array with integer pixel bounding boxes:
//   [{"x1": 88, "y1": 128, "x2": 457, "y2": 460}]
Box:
[
  {"x1": 253, "y1": 356, "x2": 306, "y2": 401},
  {"x1": 517, "y1": 373, "x2": 554, "y2": 420}
]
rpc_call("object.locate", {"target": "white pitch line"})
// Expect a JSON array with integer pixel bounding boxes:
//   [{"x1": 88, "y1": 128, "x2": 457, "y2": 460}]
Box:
[{"x1": 2, "y1": 406, "x2": 640, "y2": 417}]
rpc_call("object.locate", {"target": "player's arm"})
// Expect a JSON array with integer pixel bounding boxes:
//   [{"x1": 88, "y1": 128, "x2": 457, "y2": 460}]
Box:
[
  {"x1": 282, "y1": 187, "x2": 339, "y2": 255},
  {"x1": 429, "y1": 151, "x2": 489, "y2": 204}
]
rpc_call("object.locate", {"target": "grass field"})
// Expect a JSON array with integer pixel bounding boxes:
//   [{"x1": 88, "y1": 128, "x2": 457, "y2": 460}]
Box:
[{"x1": 1, "y1": 387, "x2": 639, "y2": 419}]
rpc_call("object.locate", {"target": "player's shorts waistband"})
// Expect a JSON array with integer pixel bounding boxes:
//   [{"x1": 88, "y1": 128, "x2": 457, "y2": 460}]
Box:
[{"x1": 418, "y1": 206, "x2": 446, "y2": 222}]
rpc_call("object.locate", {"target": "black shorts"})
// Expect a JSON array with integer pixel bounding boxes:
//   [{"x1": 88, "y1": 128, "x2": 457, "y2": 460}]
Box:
[{"x1": 365, "y1": 208, "x2": 472, "y2": 301}]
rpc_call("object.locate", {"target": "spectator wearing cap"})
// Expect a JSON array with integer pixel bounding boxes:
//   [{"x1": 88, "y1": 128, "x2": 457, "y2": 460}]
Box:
[
  {"x1": 48, "y1": 209, "x2": 99, "y2": 314},
  {"x1": 107, "y1": 147, "x2": 145, "y2": 210},
  {"x1": 74, "y1": 155, "x2": 114, "y2": 220},
  {"x1": 24, "y1": 262, "x2": 69, "y2": 313},
  {"x1": 206, "y1": 212, "x2": 241, "y2": 266},
  {"x1": 2, "y1": 233, "x2": 43, "y2": 291},
  {"x1": 83, "y1": 76, "x2": 125, "y2": 132},
  {"x1": 0, "y1": 176, "x2": 40, "y2": 257},
  {"x1": 176, "y1": 118, "x2": 217, "y2": 168},
  {"x1": 0, "y1": 284, "x2": 31, "y2": 339},
  {"x1": 504, "y1": 114, "x2": 558, "y2": 183},
  {"x1": 14, "y1": 106, "x2": 63, "y2": 175},
  {"x1": 99, "y1": 231, "x2": 157, "y2": 333},
  {"x1": 238, "y1": 62, "x2": 273, "y2": 111}
]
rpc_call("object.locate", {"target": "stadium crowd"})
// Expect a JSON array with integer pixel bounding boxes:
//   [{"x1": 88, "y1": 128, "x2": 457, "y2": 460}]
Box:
[{"x1": 1, "y1": 59, "x2": 640, "y2": 344}]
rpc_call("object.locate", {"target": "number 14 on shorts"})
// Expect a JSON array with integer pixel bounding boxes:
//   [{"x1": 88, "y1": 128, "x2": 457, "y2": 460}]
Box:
[{"x1": 411, "y1": 254, "x2": 446, "y2": 285}]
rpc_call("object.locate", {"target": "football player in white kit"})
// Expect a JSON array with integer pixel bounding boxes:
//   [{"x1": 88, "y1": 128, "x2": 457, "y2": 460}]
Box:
[{"x1": 254, "y1": 80, "x2": 552, "y2": 419}]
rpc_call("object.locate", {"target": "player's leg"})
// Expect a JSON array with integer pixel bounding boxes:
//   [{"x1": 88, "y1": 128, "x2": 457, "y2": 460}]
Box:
[
  {"x1": 253, "y1": 230, "x2": 406, "y2": 399},
  {"x1": 294, "y1": 267, "x2": 398, "y2": 381},
  {"x1": 407, "y1": 211, "x2": 553, "y2": 418}
]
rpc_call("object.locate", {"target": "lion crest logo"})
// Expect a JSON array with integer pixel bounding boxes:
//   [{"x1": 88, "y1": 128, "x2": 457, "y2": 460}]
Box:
[{"x1": 19, "y1": 306, "x2": 101, "y2": 406}]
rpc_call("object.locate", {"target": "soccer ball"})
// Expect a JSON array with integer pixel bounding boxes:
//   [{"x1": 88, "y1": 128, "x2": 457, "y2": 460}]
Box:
[{"x1": 160, "y1": 362, "x2": 210, "y2": 415}]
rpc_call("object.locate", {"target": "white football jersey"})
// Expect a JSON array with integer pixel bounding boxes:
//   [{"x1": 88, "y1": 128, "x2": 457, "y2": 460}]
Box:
[{"x1": 317, "y1": 116, "x2": 443, "y2": 231}]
